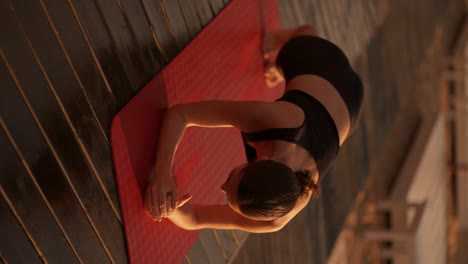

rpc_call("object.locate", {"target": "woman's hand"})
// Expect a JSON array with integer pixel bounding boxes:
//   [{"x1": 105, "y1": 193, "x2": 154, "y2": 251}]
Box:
[{"x1": 144, "y1": 167, "x2": 192, "y2": 221}]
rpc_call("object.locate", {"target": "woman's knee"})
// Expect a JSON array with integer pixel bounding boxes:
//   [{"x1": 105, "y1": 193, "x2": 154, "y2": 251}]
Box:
[{"x1": 294, "y1": 25, "x2": 319, "y2": 37}]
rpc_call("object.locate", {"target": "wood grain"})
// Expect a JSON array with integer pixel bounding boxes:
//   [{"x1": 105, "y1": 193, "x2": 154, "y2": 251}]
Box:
[
  {"x1": 66, "y1": 0, "x2": 136, "y2": 105},
  {"x1": 161, "y1": 0, "x2": 191, "y2": 48},
  {"x1": 140, "y1": 0, "x2": 180, "y2": 61},
  {"x1": 0, "y1": 2, "x2": 126, "y2": 261},
  {"x1": 0, "y1": 118, "x2": 79, "y2": 263},
  {"x1": 0, "y1": 193, "x2": 43, "y2": 264},
  {"x1": 6, "y1": 0, "x2": 122, "y2": 220}
]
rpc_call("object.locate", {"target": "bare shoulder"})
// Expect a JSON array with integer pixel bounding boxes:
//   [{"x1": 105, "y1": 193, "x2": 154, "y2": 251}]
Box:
[{"x1": 196, "y1": 204, "x2": 282, "y2": 233}]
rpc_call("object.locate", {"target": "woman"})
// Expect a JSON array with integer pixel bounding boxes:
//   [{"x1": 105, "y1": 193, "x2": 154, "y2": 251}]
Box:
[{"x1": 145, "y1": 25, "x2": 364, "y2": 233}]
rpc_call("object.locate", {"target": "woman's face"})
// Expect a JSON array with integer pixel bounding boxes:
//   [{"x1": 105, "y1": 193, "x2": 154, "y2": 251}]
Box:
[{"x1": 221, "y1": 163, "x2": 276, "y2": 221}]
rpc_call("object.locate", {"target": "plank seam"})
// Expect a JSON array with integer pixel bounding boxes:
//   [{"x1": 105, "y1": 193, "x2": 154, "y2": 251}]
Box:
[
  {"x1": 0, "y1": 44, "x2": 114, "y2": 263},
  {"x1": 192, "y1": 1, "x2": 210, "y2": 28},
  {"x1": 207, "y1": 1, "x2": 222, "y2": 16},
  {"x1": 158, "y1": 0, "x2": 182, "y2": 50},
  {"x1": 66, "y1": 0, "x2": 127, "y2": 100},
  {"x1": 176, "y1": 0, "x2": 202, "y2": 38},
  {"x1": 6, "y1": 0, "x2": 123, "y2": 224},
  {"x1": 227, "y1": 232, "x2": 250, "y2": 264},
  {"x1": 231, "y1": 230, "x2": 240, "y2": 246},
  {"x1": 0, "y1": 115, "x2": 82, "y2": 264},
  {"x1": 115, "y1": 0, "x2": 155, "y2": 71},
  {"x1": 0, "y1": 251, "x2": 7, "y2": 264},
  {"x1": 197, "y1": 237, "x2": 213, "y2": 264},
  {"x1": 38, "y1": 0, "x2": 112, "y2": 145},
  {"x1": 212, "y1": 229, "x2": 229, "y2": 261},
  {"x1": 89, "y1": 0, "x2": 139, "y2": 92},
  {"x1": 0, "y1": 187, "x2": 47, "y2": 263},
  {"x1": 137, "y1": 0, "x2": 170, "y2": 62}
]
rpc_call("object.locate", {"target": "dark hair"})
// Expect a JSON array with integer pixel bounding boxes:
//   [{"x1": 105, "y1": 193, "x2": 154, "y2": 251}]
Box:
[{"x1": 237, "y1": 160, "x2": 320, "y2": 219}]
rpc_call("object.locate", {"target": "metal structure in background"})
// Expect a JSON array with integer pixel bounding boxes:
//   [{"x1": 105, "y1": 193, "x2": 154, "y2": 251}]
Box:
[{"x1": 448, "y1": 16, "x2": 468, "y2": 232}]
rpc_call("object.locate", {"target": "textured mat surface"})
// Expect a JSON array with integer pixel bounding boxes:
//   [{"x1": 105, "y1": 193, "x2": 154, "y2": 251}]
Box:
[{"x1": 110, "y1": 0, "x2": 281, "y2": 263}]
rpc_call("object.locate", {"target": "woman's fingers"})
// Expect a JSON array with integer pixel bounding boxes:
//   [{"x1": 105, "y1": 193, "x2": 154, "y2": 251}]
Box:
[
  {"x1": 171, "y1": 190, "x2": 179, "y2": 211},
  {"x1": 147, "y1": 187, "x2": 158, "y2": 220},
  {"x1": 166, "y1": 193, "x2": 172, "y2": 216},
  {"x1": 176, "y1": 194, "x2": 192, "y2": 208},
  {"x1": 145, "y1": 187, "x2": 152, "y2": 217},
  {"x1": 158, "y1": 192, "x2": 166, "y2": 221},
  {"x1": 151, "y1": 190, "x2": 160, "y2": 221},
  {"x1": 145, "y1": 170, "x2": 180, "y2": 221}
]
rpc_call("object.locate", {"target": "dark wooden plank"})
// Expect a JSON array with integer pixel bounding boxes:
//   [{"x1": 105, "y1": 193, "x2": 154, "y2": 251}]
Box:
[
  {"x1": 233, "y1": 230, "x2": 248, "y2": 244},
  {"x1": 305, "y1": 1, "x2": 323, "y2": 32},
  {"x1": 317, "y1": 0, "x2": 337, "y2": 40},
  {"x1": 309, "y1": 0, "x2": 330, "y2": 37},
  {"x1": 300, "y1": 0, "x2": 317, "y2": 25},
  {"x1": 186, "y1": 240, "x2": 211, "y2": 264},
  {"x1": 39, "y1": 0, "x2": 118, "y2": 131},
  {"x1": 208, "y1": 0, "x2": 224, "y2": 14},
  {"x1": 177, "y1": 0, "x2": 203, "y2": 38},
  {"x1": 9, "y1": 0, "x2": 110, "y2": 142},
  {"x1": 278, "y1": 0, "x2": 298, "y2": 28},
  {"x1": 213, "y1": 230, "x2": 237, "y2": 260},
  {"x1": 84, "y1": 0, "x2": 152, "y2": 90},
  {"x1": 0, "y1": 123, "x2": 79, "y2": 263},
  {"x1": 7, "y1": 0, "x2": 122, "y2": 216},
  {"x1": 117, "y1": 0, "x2": 165, "y2": 74},
  {"x1": 199, "y1": 230, "x2": 225, "y2": 264},
  {"x1": 0, "y1": 193, "x2": 42, "y2": 264},
  {"x1": 289, "y1": 0, "x2": 305, "y2": 25},
  {"x1": 181, "y1": 255, "x2": 190, "y2": 264},
  {"x1": 193, "y1": 0, "x2": 215, "y2": 27},
  {"x1": 65, "y1": 0, "x2": 136, "y2": 105},
  {"x1": 0, "y1": 55, "x2": 112, "y2": 264},
  {"x1": 161, "y1": 0, "x2": 192, "y2": 48},
  {"x1": 0, "y1": 4, "x2": 126, "y2": 263},
  {"x1": 140, "y1": 0, "x2": 179, "y2": 61}
]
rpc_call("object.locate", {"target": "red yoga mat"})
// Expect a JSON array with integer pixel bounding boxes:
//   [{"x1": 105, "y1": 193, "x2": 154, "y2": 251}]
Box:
[{"x1": 110, "y1": 0, "x2": 281, "y2": 263}]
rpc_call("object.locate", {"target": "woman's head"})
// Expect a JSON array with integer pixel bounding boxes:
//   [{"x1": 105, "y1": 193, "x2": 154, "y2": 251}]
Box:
[{"x1": 220, "y1": 160, "x2": 319, "y2": 221}]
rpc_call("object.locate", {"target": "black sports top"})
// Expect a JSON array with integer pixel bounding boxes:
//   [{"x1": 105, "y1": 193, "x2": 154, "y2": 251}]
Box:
[
  {"x1": 240, "y1": 35, "x2": 364, "y2": 179},
  {"x1": 241, "y1": 90, "x2": 339, "y2": 178}
]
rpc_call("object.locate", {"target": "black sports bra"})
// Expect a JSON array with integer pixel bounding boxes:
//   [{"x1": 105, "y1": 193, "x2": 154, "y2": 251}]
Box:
[{"x1": 241, "y1": 89, "x2": 340, "y2": 178}]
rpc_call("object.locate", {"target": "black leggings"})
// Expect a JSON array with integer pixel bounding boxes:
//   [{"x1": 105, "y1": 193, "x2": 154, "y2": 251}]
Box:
[{"x1": 276, "y1": 35, "x2": 364, "y2": 133}]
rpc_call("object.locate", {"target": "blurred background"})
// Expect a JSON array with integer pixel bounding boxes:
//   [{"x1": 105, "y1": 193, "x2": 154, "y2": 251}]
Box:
[
  {"x1": 0, "y1": 0, "x2": 467, "y2": 263},
  {"x1": 234, "y1": 0, "x2": 467, "y2": 263}
]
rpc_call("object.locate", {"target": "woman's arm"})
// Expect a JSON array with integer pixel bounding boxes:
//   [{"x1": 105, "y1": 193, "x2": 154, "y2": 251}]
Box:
[
  {"x1": 167, "y1": 203, "x2": 283, "y2": 233},
  {"x1": 195, "y1": 204, "x2": 283, "y2": 233},
  {"x1": 154, "y1": 100, "x2": 275, "y2": 173},
  {"x1": 153, "y1": 108, "x2": 187, "y2": 175},
  {"x1": 166, "y1": 202, "x2": 198, "y2": 230},
  {"x1": 147, "y1": 101, "x2": 277, "y2": 220}
]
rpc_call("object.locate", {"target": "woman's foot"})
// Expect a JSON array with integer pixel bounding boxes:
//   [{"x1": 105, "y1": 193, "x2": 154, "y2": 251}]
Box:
[
  {"x1": 264, "y1": 58, "x2": 284, "y2": 88},
  {"x1": 262, "y1": 26, "x2": 317, "y2": 88}
]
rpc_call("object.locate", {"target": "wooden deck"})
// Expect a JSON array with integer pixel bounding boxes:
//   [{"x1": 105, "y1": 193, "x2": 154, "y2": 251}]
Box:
[
  {"x1": 0, "y1": 0, "x2": 230, "y2": 263},
  {"x1": 1, "y1": 0, "x2": 466, "y2": 263}
]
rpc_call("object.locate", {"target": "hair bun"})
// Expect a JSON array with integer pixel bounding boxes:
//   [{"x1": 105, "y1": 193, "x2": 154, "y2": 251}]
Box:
[{"x1": 294, "y1": 170, "x2": 320, "y2": 198}]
